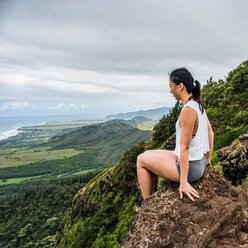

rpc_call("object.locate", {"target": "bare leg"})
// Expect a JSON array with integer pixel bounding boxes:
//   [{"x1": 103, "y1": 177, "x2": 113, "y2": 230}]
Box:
[
  {"x1": 144, "y1": 150, "x2": 178, "y2": 194},
  {"x1": 144, "y1": 149, "x2": 178, "y2": 161},
  {"x1": 137, "y1": 150, "x2": 179, "y2": 200}
]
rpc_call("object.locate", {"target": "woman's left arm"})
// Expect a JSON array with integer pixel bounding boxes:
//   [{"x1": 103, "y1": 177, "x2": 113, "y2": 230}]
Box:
[{"x1": 179, "y1": 107, "x2": 200, "y2": 201}]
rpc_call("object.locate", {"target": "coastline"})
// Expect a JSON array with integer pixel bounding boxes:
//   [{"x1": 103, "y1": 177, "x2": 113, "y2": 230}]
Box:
[
  {"x1": 0, "y1": 121, "x2": 49, "y2": 142},
  {"x1": 0, "y1": 127, "x2": 24, "y2": 141},
  {"x1": 0, "y1": 122, "x2": 50, "y2": 142}
]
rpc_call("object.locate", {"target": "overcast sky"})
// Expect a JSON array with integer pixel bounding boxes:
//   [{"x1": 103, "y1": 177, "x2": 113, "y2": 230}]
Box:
[{"x1": 0, "y1": 0, "x2": 247, "y2": 118}]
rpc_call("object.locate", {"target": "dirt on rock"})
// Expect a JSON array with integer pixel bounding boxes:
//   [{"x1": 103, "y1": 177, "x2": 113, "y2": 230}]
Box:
[{"x1": 120, "y1": 166, "x2": 248, "y2": 248}]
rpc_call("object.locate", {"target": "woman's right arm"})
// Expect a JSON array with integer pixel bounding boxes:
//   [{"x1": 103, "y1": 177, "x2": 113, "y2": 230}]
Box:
[{"x1": 206, "y1": 116, "x2": 214, "y2": 166}]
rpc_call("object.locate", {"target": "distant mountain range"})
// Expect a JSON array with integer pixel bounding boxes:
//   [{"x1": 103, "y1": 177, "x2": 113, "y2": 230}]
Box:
[{"x1": 104, "y1": 106, "x2": 171, "y2": 120}]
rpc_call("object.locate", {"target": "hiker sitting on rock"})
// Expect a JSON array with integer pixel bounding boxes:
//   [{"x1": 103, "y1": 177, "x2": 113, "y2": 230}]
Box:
[{"x1": 136, "y1": 67, "x2": 214, "y2": 202}]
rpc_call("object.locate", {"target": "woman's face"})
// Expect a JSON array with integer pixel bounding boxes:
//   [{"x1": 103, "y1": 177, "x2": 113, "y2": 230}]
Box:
[{"x1": 169, "y1": 78, "x2": 180, "y2": 100}]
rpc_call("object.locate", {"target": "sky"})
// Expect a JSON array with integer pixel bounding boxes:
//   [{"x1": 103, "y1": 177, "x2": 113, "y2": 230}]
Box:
[{"x1": 0, "y1": 0, "x2": 247, "y2": 118}]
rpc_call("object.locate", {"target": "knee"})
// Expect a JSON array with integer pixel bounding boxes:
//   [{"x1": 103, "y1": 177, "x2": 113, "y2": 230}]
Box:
[
  {"x1": 137, "y1": 150, "x2": 152, "y2": 161},
  {"x1": 137, "y1": 150, "x2": 152, "y2": 164},
  {"x1": 137, "y1": 150, "x2": 150, "y2": 160},
  {"x1": 136, "y1": 153, "x2": 145, "y2": 167}
]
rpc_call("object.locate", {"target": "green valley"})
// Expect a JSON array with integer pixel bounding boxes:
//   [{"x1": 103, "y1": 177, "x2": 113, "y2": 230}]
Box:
[{"x1": 0, "y1": 118, "x2": 153, "y2": 201}]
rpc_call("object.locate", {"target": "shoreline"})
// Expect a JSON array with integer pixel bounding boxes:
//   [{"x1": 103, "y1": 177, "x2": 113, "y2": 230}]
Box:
[
  {"x1": 0, "y1": 122, "x2": 48, "y2": 142},
  {"x1": 0, "y1": 127, "x2": 24, "y2": 141}
]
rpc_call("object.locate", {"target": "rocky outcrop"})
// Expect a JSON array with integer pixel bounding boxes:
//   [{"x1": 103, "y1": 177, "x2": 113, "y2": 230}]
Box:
[
  {"x1": 216, "y1": 133, "x2": 248, "y2": 186},
  {"x1": 120, "y1": 166, "x2": 248, "y2": 248}
]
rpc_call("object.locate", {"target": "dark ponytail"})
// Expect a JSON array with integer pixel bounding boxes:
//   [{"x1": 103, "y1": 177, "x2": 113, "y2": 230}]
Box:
[{"x1": 168, "y1": 67, "x2": 205, "y2": 114}]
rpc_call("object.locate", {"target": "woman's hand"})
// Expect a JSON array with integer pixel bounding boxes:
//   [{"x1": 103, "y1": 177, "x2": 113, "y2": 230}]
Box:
[
  {"x1": 179, "y1": 181, "x2": 199, "y2": 201},
  {"x1": 205, "y1": 153, "x2": 212, "y2": 166},
  {"x1": 206, "y1": 157, "x2": 211, "y2": 166}
]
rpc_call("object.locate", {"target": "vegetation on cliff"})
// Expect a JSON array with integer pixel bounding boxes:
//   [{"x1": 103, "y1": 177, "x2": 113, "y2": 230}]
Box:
[
  {"x1": 56, "y1": 140, "x2": 147, "y2": 247},
  {"x1": 201, "y1": 60, "x2": 248, "y2": 149}
]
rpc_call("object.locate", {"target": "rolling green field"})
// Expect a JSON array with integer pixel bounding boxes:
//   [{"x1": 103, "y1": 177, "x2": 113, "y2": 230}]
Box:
[
  {"x1": 0, "y1": 168, "x2": 97, "y2": 186},
  {"x1": 69, "y1": 168, "x2": 96, "y2": 176},
  {"x1": 0, "y1": 146, "x2": 84, "y2": 168},
  {"x1": 136, "y1": 120, "x2": 157, "y2": 130},
  {"x1": 0, "y1": 175, "x2": 45, "y2": 186}
]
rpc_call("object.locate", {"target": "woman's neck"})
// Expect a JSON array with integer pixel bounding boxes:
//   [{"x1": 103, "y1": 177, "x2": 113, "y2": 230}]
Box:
[{"x1": 181, "y1": 94, "x2": 193, "y2": 106}]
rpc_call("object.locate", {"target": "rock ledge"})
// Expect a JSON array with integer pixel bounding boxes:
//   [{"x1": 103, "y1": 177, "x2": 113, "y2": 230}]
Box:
[{"x1": 121, "y1": 166, "x2": 248, "y2": 248}]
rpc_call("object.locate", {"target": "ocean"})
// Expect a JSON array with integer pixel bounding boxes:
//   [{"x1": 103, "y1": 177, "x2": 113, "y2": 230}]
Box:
[{"x1": 0, "y1": 115, "x2": 103, "y2": 141}]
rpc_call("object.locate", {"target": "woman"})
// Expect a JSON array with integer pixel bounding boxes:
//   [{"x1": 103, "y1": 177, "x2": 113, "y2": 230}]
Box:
[{"x1": 136, "y1": 67, "x2": 214, "y2": 202}]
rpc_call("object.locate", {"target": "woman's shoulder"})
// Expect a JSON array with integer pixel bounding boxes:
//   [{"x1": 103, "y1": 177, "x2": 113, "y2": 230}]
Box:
[
  {"x1": 180, "y1": 104, "x2": 198, "y2": 119},
  {"x1": 183, "y1": 100, "x2": 205, "y2": 114},
  {"x1": 182, "y1": 100, "x2": 198, "y2": 111}
]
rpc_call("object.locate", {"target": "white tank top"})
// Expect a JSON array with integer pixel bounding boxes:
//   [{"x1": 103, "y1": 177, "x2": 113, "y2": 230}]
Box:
[{"x1": 173, "y1": 100, "x2": 210, "y2": 161}]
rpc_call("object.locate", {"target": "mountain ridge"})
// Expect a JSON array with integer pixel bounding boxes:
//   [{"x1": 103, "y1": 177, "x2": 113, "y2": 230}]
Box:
[{"x1": 105, "y1": 106, "x2": 171, "y2": 120}]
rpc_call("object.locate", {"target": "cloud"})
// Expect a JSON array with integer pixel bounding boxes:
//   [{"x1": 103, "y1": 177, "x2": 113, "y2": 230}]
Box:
[
  {"x1": 1, "y1": 0, "x2": 247, "y2": 76},
  {"x1": 0, "y1": 101, "x2": 35, "y2": 111},
  {"x1": 47, "y1": 103, "x2": 90, "y2": 111},
  {"x1": 0, "y1": 100, "x2": 91, "y2": 114},
  {"x1": 0, "y1": 64, "x2": 168, "y2": 101},
  {"x1": 0, "y1": 0, "x2": 247, "y2": 116},
  {"x1": 79, "y1": 104, "x2": 89, "y2": 109}
]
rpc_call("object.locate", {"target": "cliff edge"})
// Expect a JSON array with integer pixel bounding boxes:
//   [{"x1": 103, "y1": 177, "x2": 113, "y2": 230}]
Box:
[{"x1": 121, "y1": 166, "x2": 248, "y2": 248}]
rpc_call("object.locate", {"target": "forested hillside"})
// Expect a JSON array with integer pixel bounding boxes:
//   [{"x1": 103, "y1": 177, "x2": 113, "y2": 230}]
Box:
[{"x1": 0, "y1": 169, "x2": 103, "y2": 247}]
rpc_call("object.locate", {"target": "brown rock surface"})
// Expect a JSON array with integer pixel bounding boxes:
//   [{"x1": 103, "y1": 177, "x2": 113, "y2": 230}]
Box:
[
  {"x1": 120, "y1": 166, "x2": 248, "y2": 248},
  {"x1": 217, "y1": 133, "x2": 248, "y2": 186}
]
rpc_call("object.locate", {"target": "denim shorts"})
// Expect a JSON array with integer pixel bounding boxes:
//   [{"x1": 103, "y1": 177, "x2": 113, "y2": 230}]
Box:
[{"x1": 176, "y1": 155, "x2": 207, "y2": 183}]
